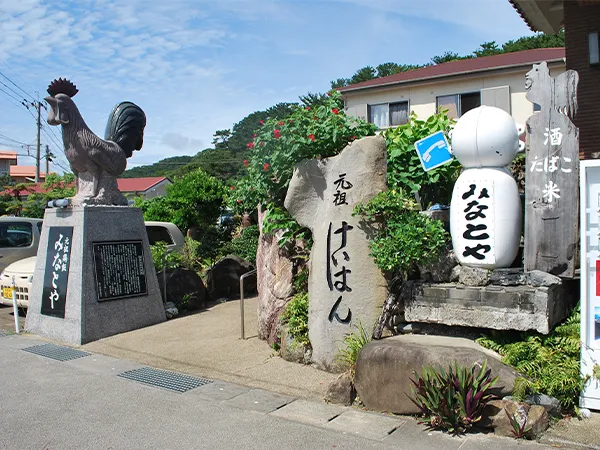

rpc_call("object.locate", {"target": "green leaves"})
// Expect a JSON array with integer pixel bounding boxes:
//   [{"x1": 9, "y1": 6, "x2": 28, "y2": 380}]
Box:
[
  {"x1": 384, "y1": 111, "x2": 460, "y2": 209},
  {"x1": 353, "y1": 190, "x2": 449, "y2": 274},
  {"x1": 409, "y1": 361, "x2": 499, "y2": 434},
  {"x1": 476, "y1": 305, "x2": 584, "y2": 411},
  {"x1": 281, "y1": 292, "x2": 310, "y2": 348}
]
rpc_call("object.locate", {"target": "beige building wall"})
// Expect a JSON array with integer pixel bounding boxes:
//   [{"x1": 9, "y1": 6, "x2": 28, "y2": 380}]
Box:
[{"x1": 343, "y1": 63, "x2": 565, "y2": 128}]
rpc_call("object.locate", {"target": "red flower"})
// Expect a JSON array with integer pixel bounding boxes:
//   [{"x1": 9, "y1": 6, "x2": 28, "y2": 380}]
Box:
[
  {"x1": 277, "y1": 121, "x2": 285, "y2": 126},
  {"x1": 308, "y1": 134, "x2": 315, "y2": 142},
  {"x1": 327, "y1": 92, "x2": 332, "y2": 97},
  {"x1": 253, "y1": 134, "x2": 257, "y2": 138},
  {"x1": 259, "y1": 120, "x2": 264, "y2": 125},
  {"x1": 332, "y1": 108, "x2": 339, "y2": 114},
  {"x1": 230, "y1": 186, "x2": 235, "y2": 190},
  {"x1": 237, "y1": 199, "x2": 242, "y2": 203},
  {"x1": 246, "y1": 142, "x2": 255, "y2": 149},
  {"x1": 352, "y1": 135, "x2": 357, "y2": 140},
  {"x1": 273, "y1": 129, "x2": 281, "y2": 139},
  {"x1": 263, "y1": 163, "x2": 270, "y2": 171},
  {"x1": 289, "y1": 119, "x2": 293, "y2": 123},
  {"x1": 243, "y1": 159, "x2": 249, "y2": 167},
  {"x1": 305, "y1": 107, "x2": 311, "y2": 111}
]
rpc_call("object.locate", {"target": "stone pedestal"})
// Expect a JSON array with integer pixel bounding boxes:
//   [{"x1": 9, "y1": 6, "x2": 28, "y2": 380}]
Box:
[{"x1": 25, "y1": 206, "x2": 165, "y2": 345}]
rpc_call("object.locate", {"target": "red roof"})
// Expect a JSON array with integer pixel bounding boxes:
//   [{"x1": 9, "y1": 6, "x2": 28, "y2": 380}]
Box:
[
  {"x1": 9, "y1": 166, "x2": 49, "y2": 178},
  {"x1": 338, "y1": 48, "x2": 565, "y2": 92},
  {"x1": 117, "y1": 177, "x2": 169, "y2": 193},
  {"x1": 0, "y1": 151, "x2": 17, "y2": 160}
]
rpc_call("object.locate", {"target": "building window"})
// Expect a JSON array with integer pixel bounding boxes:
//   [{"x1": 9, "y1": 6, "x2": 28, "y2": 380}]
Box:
[
  {"x1": 436, "y1": 92, "x2": 481, "y2": 119},
  {"x1": 590, "y1": 32, "x2": 599, "y2": 65},
  {"x1": 368, "y1": 101, "x2": 409, "y2": 128}
]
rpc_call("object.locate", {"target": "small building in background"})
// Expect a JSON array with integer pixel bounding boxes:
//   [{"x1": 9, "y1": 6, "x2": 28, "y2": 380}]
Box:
[
  {"x1": 339, "y1": 48, "x2": 566, "y2": 129},
  {"x1": 117, "y1": 177, "x2": 172, "y2": 201},
  {"x1": 0, "y1": 151, "x2": 49, "y2": 183}
]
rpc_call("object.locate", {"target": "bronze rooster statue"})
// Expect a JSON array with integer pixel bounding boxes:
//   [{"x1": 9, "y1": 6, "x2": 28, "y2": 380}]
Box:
[{"x1": 45, "y1": 78, "x2": 146, "y2": 206}]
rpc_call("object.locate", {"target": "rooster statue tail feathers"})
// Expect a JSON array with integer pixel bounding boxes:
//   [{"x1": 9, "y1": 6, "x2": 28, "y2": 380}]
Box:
[{"x1": 104, "y1": 102, "x2": 146, "y2": 158}]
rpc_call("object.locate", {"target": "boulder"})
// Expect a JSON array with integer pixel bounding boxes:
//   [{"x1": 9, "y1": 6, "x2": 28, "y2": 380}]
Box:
[
  {"x1": 526, "y1": 270, "x2": 562, "y2": 287},
  {"x1": 458, "y1": 266, "x2": 490, "y2": 286},
  {"x1": 324, "y1": 371, "x2": 355, "y2": 406},
  {"x1": 157, "y1": 268, "x2": 209, "y2": 311},
  {"x1": 256, "y1": 206, "x2": 297, "y2": 345},
  {"x1": 207, "y1": 255, "x2": 256, "y2": 300},
  {"x1": 489, "y1": 268, "x2": 526, "y2": 286},
  {"x1": 418, "y1": 246, "x2": 457, "y2": 283},
  {"x1": 524, "y1": 393, "x2": 562, "y2": 417},
  {"x1": 353, "y1": 335, "x2": 520, "y2": 415},
  {"x1": 481, "y1": 399, "x2": 549, "y2": 439},
  {"x1": 280, "y1": 327, "x2": 311, "y2": 364},
  {"x1": 164, "y1": 302, "x2": 179, "y2": 320}
]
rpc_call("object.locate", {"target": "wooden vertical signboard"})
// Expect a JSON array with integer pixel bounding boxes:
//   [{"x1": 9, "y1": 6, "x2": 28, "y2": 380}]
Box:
[{"x1": 524, "y1": 61, "x2": 579, "y2": 278}]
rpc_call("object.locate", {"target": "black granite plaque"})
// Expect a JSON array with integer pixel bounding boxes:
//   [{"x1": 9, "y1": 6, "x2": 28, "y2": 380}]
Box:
[
  {"x1": 93, "y1": 241, "x2": 148, "y2": 301},
  {"x1": 41, "y1": 226, "x2": 74, "y2": 318}
]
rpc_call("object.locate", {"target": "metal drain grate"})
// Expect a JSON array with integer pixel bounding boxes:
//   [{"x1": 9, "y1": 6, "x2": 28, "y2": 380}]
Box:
[
  {"x1": 118, "y1": 367, "x2": 213, "y2": 392},
  {"x1": 22, "y1": 343, "x2": 91, "y2": 361}
]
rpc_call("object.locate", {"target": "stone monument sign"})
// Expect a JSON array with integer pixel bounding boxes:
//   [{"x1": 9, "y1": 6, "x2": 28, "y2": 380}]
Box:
[{"x1": 284, "y1": 136, "x2": 388, "y2": 370}]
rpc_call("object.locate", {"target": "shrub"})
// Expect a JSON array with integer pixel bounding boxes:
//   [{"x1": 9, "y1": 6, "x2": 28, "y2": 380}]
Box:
[
  {"x1": 476, "y1": 305, "x2": 582, "y2": 411},
  {"x1": 353, "y1": 189, "x2": 449, "y2": 274},
  {"x1": 336, "y1": 321, "x2": 372, "y2": 373},
  {"x1": 409, "y1": 361, "x2": 499, "y2": 434},
  {"x1": 384, "y1": 111, "x2": 460, "y2": 209},
  {"x1": 222, "y1": 225, "x2": 260, "y2": 265},
  {"x1": 281, "y1": 292, "x2": 310, "y2": 348}
]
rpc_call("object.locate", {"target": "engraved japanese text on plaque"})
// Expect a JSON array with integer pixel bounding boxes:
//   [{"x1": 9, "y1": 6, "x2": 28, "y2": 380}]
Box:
[
  {"x1": 41, "y1": 226, "x2": 74, "y2": 318},
  {"x1": 93, "y1": 241, "x2": 148, "y2": 301}
]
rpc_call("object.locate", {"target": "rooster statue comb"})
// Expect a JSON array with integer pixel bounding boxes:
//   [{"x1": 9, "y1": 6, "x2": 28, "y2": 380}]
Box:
[{"x1": 45, "y1": 78, "x2": 146, "y2": 206}]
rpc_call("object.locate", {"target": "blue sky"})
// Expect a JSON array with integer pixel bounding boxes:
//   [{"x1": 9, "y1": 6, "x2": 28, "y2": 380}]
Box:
[{"x1": 0, "y1": 0, "x2": 533, "y2": 173}]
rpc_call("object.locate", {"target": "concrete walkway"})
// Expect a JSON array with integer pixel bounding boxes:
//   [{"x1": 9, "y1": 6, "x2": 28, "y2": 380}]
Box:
[
  {"x1": 3, "y1": 298, "x2": 599, "y2": 448},
  {"x1": 84, "y1": 296, "x2": 337, "y2": 401}
]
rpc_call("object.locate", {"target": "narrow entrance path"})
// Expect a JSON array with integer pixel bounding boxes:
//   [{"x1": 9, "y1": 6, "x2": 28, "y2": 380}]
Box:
[{"x1": 84, "y1": 296, "x2": 338, "y2": 400}]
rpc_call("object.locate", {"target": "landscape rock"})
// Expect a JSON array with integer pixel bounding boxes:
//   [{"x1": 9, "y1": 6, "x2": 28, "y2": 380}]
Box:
[
  {"x1": 284, "y1": 136, "x2": 388, "y2": 370},
  {"x1": 280, "y1": 327, "x2": 310, "y2": 364},
  {"x1": 164, "y1": 302, "x2": 179, "y2": 320},
  {"x1": 157, "y1": 267, "x2": 209, "y2": 310},
  {"x1": 207, "y1": 255, "x2": 256, "y2": 300},
  {"x1": 354, "y1": 335, "x2": 519, "y2": 414},
  {"x1": 256, "y1": 206, "x2": 297, "y2": 345},
  {"x1": 526, "y1": 270, "x2": 562, "y2": 287},
  {"x1": 524, "y1": 393, "x2": 562, "y2": 417},
  {"x1": 489, "y1": 268, "x2": 526, "y2": 286},
  {"x1": 324, "y1": 371, "x2": 355, "y2": 406},
  {"x1": 418, "y1": 246, "x2": 457, "y2": 283},
  {"x1": 450, "y1": 264, "x2": 462, "y2": 282},
  {"x1": 481, "y1": 399, "x2": 549, "y2": 439},
  {"x1": 458, "y1": 266, "x2": 490, "y2": 286}
]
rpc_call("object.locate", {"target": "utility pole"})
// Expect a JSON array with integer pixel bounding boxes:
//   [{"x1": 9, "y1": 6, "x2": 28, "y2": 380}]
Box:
[
  {"x1": 45, "y1": 145, "x2": 50, "y2": 175},
  {"x1": 35, "y1": 93, "x2": 41, "y2": 182}
]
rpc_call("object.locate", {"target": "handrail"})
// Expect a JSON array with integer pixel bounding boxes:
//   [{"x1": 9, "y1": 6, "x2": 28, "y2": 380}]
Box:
[{"x1": 239, "y1": 269, "x2": 257, "y2": 340}]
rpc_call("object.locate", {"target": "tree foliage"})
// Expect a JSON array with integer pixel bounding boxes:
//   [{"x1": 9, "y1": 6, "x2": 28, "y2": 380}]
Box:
[
  {"x1": 331, "y1": 31, "x2": 565, "y2": 89},
  {"x1": 137, "y1": 169, "x2": 227, "y2": 233}
]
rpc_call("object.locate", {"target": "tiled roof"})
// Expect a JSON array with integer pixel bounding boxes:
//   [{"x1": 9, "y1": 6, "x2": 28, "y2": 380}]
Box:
[
  {"x1": 117, "y1": 177, "x2": 170, "y2": 192},
  {"x1": 338, "y1": 48, "x2": 565, "y2": 93},
  {"x1": 9, "y1": 166, "x2": 48, "y2": 178},
  {"x1": 0, "y1": 151, "x2": 17, "y2": 160}
]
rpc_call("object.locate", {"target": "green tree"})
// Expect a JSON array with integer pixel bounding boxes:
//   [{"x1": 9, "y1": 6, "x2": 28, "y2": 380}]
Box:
[
  {"x1": 138, "y1": 169, "x2": 227, "y2": 233},
  {"x1": 502, "y1": 30, "x2": 564, "y2": 53},
  {"x1": 474, "y1": 41, "x2": 502, "y2": 57},
  {"x1": 431, "y1": 51, "x2": 471, "y2": 64},
  {"x1": 330, "y1": 78, "x2": 350, "y2": 89},
  {"x1": 349, "y1": 66, "x2": 377, "y2": 84}
]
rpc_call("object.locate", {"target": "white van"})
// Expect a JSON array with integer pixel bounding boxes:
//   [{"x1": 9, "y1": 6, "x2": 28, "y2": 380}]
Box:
[{"x1": 0, "y1": 221, "x2": 185, "y2": 308}]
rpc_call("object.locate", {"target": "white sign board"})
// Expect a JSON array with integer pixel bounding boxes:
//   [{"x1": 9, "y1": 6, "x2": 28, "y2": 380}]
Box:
[{"x1": 579, "y1": 160, "x2": 600, "y2": 410}]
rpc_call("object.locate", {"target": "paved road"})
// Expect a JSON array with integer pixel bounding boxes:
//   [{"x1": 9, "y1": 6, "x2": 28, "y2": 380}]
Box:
[{"x1": 0, "y1": 333, "x2": 556, "y2": 450}]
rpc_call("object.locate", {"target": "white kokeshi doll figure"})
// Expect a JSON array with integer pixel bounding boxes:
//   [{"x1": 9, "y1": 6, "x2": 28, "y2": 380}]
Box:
[{"x1": 449, "y1": 106, "x2": 522, "y2": 269}]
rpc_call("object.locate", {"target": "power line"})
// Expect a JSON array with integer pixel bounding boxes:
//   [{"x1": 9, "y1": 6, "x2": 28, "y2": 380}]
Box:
[
  {"x1": 0, "y1": 69, "x2": 36, "y2": 102},
  {"x1": 0, "y1": 86, "x2": 26, "y2": 109},
  {"x1": 0, "y1": 133, "x2": 28, "y2": 146}
]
